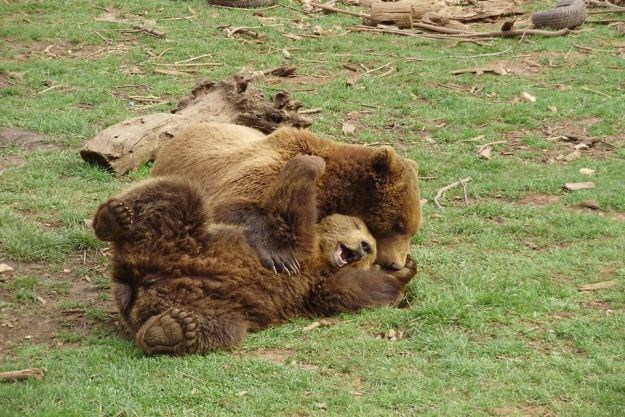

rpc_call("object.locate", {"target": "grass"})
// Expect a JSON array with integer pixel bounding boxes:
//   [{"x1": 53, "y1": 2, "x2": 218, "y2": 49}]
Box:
[{"x1": 1, "y1": 0, "x2": 625, "y2": 416}]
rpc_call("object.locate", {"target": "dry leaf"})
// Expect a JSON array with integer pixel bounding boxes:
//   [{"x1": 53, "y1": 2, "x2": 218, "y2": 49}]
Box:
[
  {"x1": 579, "y1": 280, "x2": 617, "y2": 291},
  {"x1": 342, "y1": 121, "x2": 356, "y2": 135},
  {"x1": 423, "y1": 136, "x2": 437, "y2": 144},
  {"x1": 346, "y1": 71, "x2": 361, "y2": 87},
  {"x1": 521, "y1": 92, "x2": 536, "y2": 103},
  {"x1": 36, "y1": 295, "x2": 47, "y2": 305},
  {"x1": 237, "y1": 391, "x2": 248, "y2": 397},
  {"x1": 574, "y1": 143, "x2": 589, "y2": 151},
  {"x1": 579, "y1": 168, "x2": 595, "y2": 175},
  {"x1": 477, "y1": 146, "x2": 492, "y2": 160},
  {"x1": 376, "y1": 328, "x2": 405, "y2": 341},
  {"x1": 563, "y1": 182, "x2": 595, "y2": 191},
  {"x1": 314, "y1": 402, "x2": 328, "y2": 410},
  {"x1": 285, "y1": 33, "x2": 303, "y2": 41},
  {"x1": 63, "y1": 268, "x2": 71, "y2": 273},
  {"x1": 549, "y1": 105, "x2": 558, "y2": 113},
  {"x1": 303, "y1": 318, "x2": 334, "y2": 331},
  {"x1": 282, "y1": 49, "x2": 291, "y2": 59},
  {"x1": 0, "y1": 264, "x2": 14, "y2": 274}
]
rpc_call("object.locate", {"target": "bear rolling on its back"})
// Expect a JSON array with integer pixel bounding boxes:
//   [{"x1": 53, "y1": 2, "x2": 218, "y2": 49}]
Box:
[
  {"x1": 93, "y1": 172, "x2": 416, "y2": 355},
  {"x1": 151, "y1": 123, "x2": 421, "y2": 275}
]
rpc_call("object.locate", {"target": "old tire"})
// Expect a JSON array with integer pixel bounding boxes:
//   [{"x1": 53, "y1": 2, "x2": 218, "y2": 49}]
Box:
[
  {"x1": 207, "y1": 0, "x2": 275, "y2": 7},
  {"x1": 531, "y1": 0, "x2": 586, "y2": 29}
]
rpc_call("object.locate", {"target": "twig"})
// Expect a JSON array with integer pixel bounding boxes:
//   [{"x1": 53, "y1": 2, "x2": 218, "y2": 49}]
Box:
[
  {"x1": 132, "y1": 24, "x2": 166, "y2": 38},
  {"x1": 581, "y1": 86, "x2": 612, "y2": 98},
  {"x1": 573, "y1": 44, "x2": 614, "y2": 53},
  {"x1": 434, "y1": 177, "x2": 473, "y2": 209},
  {"x1": 461, "y1": 179, "x2": 469, "y2": 205},
  {"x1": 310, "y1": 2, "x2": 368, "y2": 19},
  {"x1": 154, "y1": 62, "x2": 224, "y2": 67},
  {"x1": 175, "y1": 53, "x2": 212, "y2": 65},
  {"x1": 298, "y1": 108, "x2": 323, "y2": 114},
  {"x1": 476, "y1": 140, "x2": 507, "y2": 155},
  {"x1": 407, "y1": 47, "x2": 511, "y2": 61},
  {"x1": 37, "y1": 85, "x2": 71, "y2": 94},
  {"x1": 94, "y1": 31, "x2": 112, "y2": 45},
  {"x1": 0, "y1": 368, "x2": 44, "y2": 382},
  {"x1": 365, "y1": 62, "x2": 393, "y2": 74}
]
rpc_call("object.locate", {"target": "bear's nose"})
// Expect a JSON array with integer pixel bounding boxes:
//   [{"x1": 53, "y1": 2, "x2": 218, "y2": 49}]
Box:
[{"x1": 360, "y1": 240, "x2": 372, "y2": 255}]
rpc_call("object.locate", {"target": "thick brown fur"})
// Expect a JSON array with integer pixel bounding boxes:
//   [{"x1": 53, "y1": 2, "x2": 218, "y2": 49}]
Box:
[
  {"x1": 93, "y1": 176, "x2": 416, "y2": 355},
  {"x1": 151, "y1": 123, "x2": 421, "y2": 272}
]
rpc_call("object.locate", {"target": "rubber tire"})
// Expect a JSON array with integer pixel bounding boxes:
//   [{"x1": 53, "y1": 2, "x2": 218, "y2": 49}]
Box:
[{"x1": 531, "y1": 0, "x2": 586, "y2": 30}]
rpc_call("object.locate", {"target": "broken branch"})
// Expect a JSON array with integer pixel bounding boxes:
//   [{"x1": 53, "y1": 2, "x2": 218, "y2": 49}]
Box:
[{"x1": 434, "y1": 177, "x2": 473, "y2": 209}]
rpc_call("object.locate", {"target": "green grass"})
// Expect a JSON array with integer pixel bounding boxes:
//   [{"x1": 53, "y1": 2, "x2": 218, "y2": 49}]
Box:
[{"x1": 1, "y1": 0, "x2": 625, "y2": 416}]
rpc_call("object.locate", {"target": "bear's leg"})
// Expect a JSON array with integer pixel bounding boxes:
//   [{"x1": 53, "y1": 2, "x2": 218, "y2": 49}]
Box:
[
  {"x1": 216, "y1": 155, "x2": 325, "y2": 275},
  {"x1": 309, "y1": 257, "x2": 417, "y2": 316},
  {"x1": 93, "y1": 199, "x2": 132, "y2": 241},
  {"x1": 136, "y1": 308, "x2": 248, "y2": 355}
]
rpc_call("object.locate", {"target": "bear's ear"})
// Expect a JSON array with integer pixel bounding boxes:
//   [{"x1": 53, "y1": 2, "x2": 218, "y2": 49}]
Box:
[
  {"x1": 372, "y1": 146, "x2": 396, "y2": 175},
  {"x1": 405, "y1": 158, "x2": 419, "y2": 176}
]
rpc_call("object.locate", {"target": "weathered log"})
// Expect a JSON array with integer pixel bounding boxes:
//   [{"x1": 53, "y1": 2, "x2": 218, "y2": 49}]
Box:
[
  {"x1": 80, "y1": 71, "x2": 312, "y2": 176},
  {"x1": 370, "y1": 1, "x2": 430, "y2": 28},
  {"x1": 0, "y1": 368, "x2": 44, "y2": 382}
]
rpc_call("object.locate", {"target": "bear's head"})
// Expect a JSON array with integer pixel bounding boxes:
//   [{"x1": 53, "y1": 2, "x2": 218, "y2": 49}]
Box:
[
  {"x1": 366, "y1": 146, "x2": 421, "y2": 270},
  {"x1": 316, "y1": 214, "x2": 377, "y2": 271}
]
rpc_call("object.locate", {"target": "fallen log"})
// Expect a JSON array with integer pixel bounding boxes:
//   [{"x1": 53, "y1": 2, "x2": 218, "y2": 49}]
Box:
[
  {"x1": 80, "y1": 69, "x2": 312, "y2": 176},
  {"x1": 0, "y1": 368, "x2": 44, "y2": 382}
]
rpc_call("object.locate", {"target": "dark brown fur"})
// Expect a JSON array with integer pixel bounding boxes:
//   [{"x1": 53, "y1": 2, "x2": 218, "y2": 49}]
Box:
[
  {"x1": 151, "y1": 123, "x2": 421, "y2": 273},
  {"x1": 93, "y1": 176, "x2": 416, "y2": 355}
]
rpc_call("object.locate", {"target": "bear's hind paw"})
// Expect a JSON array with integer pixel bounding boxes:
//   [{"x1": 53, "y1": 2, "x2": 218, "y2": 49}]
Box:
[
  {"x1": 136, "y1": 308, "x2": 198, "y2": 355},
  {"x1": 93, "y1": 199, "x2": 133, "y2": 241}
]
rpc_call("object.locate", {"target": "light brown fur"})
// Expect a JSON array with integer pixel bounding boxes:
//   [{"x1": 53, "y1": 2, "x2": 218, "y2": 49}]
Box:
[{"x1": 151, "y1": 123, "x2": 421, "y2": 272}]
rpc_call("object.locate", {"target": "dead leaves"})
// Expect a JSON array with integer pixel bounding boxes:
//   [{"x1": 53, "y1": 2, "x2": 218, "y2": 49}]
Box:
[{"x1": 375, "y1": 328, "x2": 406, "y2": 341}]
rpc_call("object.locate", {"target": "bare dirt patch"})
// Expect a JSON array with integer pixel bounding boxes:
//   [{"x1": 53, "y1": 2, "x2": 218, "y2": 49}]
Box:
[
  {"x1": 7, "y1": 38, "x2": 131, "y2": 61},
  {"x1": 0, "y1": 128, "x2": 46, "y2": 150},
  {"x1": 245, "y1": 348, "x2": 297, "y2": 364},
  {"x1": 516, "y1": 193, "x2": 560, "y2": 207},
  {"x1": 0, "y1": 257, "x2": 116, "y2": 355},
  {"x1": 500, "y1": 121, "x2": 623, "y2": 163},
  {"x1": 493, "y1": 404, "x2": 555, "y2": 417}
]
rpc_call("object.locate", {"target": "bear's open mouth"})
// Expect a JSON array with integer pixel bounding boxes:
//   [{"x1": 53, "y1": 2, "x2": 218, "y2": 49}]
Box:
[{"x1": 333, "y1": 243, "x2": 362, "y2": 268}]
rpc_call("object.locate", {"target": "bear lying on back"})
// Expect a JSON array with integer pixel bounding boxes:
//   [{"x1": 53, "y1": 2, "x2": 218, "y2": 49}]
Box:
[
  {"x1": 93, "y1": 172, "x2": 416, "y2": 355},
  {"x1": 151, "y1": 123, "x2": 421, "y2": 274}
]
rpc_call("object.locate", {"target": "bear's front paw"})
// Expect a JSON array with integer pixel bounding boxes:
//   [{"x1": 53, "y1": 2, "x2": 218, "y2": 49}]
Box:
[
  {"x1": 136, "y1": 308, "x2": 198, "y2": 355},
  {"x1": 93, "y1": 199, "x2": 133, "y2": 241},
  {"x1": 258, "y1": 247, "x2": 300, "y2": 276},
  {"x1": 384, "y1": 255, "x2": 417, "y2": 285}
]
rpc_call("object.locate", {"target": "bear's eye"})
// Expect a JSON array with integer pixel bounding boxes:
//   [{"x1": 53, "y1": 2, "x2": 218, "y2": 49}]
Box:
[{"x1": 395, "y1": 220, "x2": 405, "y2": 233}]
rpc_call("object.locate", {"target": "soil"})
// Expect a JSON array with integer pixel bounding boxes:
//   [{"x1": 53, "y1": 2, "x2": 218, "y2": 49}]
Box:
[{"x1": 0, "y1": 254, "x2": 118, "y2": 356}]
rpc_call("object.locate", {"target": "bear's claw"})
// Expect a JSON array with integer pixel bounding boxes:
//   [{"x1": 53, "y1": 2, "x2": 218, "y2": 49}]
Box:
[
  {"x1": 136, "y1": 308, "x2": 198, "y2": 355},
  {"x1": 259, "y1": 250, "x2": 300, "y2": 275}
]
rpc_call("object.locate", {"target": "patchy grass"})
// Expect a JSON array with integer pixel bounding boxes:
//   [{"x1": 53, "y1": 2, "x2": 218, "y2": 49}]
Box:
[{"x1": 1, "y1": 1, "x2": 624, "y2": 416}]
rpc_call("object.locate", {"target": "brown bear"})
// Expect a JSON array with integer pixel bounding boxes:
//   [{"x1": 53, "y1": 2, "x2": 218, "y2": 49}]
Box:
[
  {"x1": 93, "y1": 173, "x2": 416, "y2": 355},
  {"x1": 151, "y1": 123, "x2": 421, "y2": 274}
]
